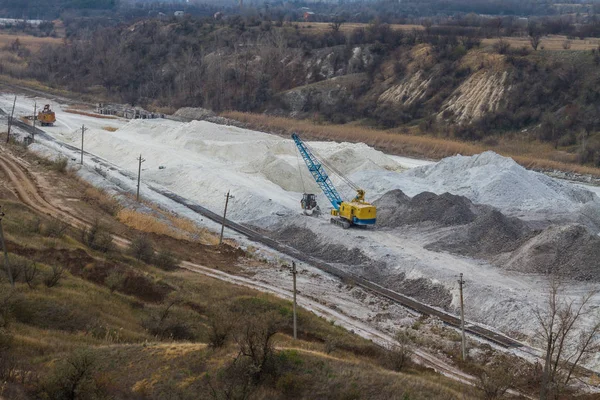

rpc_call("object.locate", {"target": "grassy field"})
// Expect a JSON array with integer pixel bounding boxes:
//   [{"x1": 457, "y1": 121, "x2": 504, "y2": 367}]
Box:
[
  {"x1": 224, "y1": 111, "x2": 600, "y2": 177},
  {"x1": 291, "y1": 22, "x2": 424, "y2": 34},
  {"x1": 0, "y1": 33, "x2": 62, "y2": 51},
  {"x1": 482, "y1": 34, "x2": 600, "y2": 51}
]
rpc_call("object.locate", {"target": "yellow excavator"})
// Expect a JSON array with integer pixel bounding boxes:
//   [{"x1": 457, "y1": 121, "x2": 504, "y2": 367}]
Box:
[
  {"x1": 293, "y1": 133, "x2": 376, "y2": 228},
  {"x1": 37, "y1": 104, "x2": 56, "y2": 126}
]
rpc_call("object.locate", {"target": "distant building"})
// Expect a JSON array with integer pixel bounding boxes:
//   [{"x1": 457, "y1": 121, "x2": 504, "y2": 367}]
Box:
[
  {"x1": 303, "y1": 11, "x2": 315, "y2": 22},
  {"x1": 214, "y1": 12, "x2": 223, "y2": 20},
  {"x1": 174, "y1": 11, "x2": 185, "y2": 17}
]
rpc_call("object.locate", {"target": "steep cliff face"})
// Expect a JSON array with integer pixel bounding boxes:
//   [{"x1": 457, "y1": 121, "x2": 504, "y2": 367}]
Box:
[
  {"x1": 378, "y1": 71, "x2": 432, "y2": 106},
  {"x1": 271, "y1": 41, "x2": 513, "y2": 125},
  {"x1": 279, "y1": 73, "x2": 369, "y2": 114},
  {"x1": 439, "y1": 69, "x2": 509, "y2": 123}
]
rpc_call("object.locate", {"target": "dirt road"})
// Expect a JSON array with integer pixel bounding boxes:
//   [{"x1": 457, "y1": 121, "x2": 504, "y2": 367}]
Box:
[{"x1": 0, "y1": 145, "x2": 489, "y2": 387}]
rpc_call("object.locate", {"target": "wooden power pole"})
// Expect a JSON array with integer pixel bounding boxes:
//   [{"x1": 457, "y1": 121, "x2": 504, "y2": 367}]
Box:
[
  {"x1": 458, "y1": 273, "x2": 466, "y2": 360},
  {"x1": 292, "y1": 261, "x2": 298, "y2": 340},
  {"x1": 136, "y1": 154, "x2": 145, "y2": 202},
  {"x1": 80, "y1": 125, "x2": 87, "y2": 165},
  {"x1": 6, "y1": 95, "x2": 16, "y2": 144},
  {"x1": 219, "y1": 191, "x2": 230, "y2": 245},
  {"x1": 0, "y1": 206, "x2": 13, "y2": 287},
  {"x1": 31, "y1": 101, "x2": 37, "y2": 141}
]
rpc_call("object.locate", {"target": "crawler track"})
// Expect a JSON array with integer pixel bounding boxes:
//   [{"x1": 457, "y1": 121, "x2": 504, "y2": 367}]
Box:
[{"x1": 3, "y1": 107, "x2": 523, "y2": 349}]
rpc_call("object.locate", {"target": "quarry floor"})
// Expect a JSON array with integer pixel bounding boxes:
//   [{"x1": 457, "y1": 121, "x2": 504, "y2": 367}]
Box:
[{"x1": 2, "y1": 93, "x2": 600, "y2": 370}]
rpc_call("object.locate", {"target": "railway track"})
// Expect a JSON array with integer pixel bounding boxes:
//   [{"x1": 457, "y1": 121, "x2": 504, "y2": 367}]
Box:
[
  {"x1": 0, "y1": 143, "x2": 487, "y2": 386},
  {"x1": 2, "y1": 106, "x2": 523, "y2": 349}
]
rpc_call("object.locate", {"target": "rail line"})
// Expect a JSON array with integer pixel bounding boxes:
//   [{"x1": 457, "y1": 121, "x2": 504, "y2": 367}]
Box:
[{"x1": 2, "y1": 106, "x2": 524, "y2": 349}]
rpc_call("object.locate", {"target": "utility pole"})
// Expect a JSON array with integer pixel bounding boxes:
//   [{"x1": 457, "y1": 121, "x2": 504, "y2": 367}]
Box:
[
  {"x1": 219, "y1": 190, "x2": 230, "y2": 245},
  {"x1": 292, "y1": 261, "x2": 297, "y2": 340},
  {"x1": 136, "y1": 154, "x2": 145, "y2": 202},
  {"x1": 0, "y1": 206, "x2": 13, "y2": 287},
  {"x1": 6, "y1": 95, "x2": 16, "y2": 144},
  {"x1": 31, "y1": 101, "x2": 36, "y2": 141},
  {"x1": 80, "y1": 125, "x2": 87, "y2": 165},
  {"x1": 458, "y1": 273, "x2": 466, "y2": 361}
]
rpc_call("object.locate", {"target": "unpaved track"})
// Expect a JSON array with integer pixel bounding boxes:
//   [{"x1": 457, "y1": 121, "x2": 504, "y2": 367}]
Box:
[
  {"x1": 0, "y1": 146, "x2": 488, "y2": 388},
  {"x1": 0, "y1": 149, "x2": 129, "y2": 248}
]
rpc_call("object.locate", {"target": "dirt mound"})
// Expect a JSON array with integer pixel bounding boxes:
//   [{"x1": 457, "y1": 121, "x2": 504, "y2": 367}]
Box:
[
  {"x1": 272, "y1": 226, "x2": 371, "y2": 265},
  {"x1": 427, "y1": 209, "x2": 532, "y2": 257},
  {"x1": 502, "y1": 224, "x2": 600, "y2": 281},
  {"x1": 174, "y1": 107, "x2": 216, "y2": 120},
  {"x1": 374, "y1": 190, "x2": 477, "y2": 228}
]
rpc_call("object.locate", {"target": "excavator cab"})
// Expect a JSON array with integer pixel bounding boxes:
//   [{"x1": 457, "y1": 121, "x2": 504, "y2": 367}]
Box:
[
  {"x1": 37, "y1": 104, "x2": 56, "y2": 126},
  {"x1": 300, "y1": 193, "x2": 320, "y2": 216}
]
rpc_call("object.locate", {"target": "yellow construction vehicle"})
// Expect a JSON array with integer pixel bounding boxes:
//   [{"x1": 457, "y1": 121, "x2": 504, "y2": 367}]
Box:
[
  {"x1": 37, "y1": 104, "x2": 56, "y2": 126},
  {"x1": 293, "y1": 133, "x2": 376, "y2": 228}
]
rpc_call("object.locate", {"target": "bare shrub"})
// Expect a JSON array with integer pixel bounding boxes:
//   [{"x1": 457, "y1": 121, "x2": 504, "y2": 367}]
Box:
[
  {"x1": 474, "y1": 359, "x2": 515, "y2": 399},
  {"x1": 50, "y1": 157, "x2": 68, "y2": 173},
  {"x1": 129, "y1": 235, "x2": 154, "y2": 263},
  {"x1": 23, "y1": 262, "x2": 38, "y2": 289},
  {"x1": 104, "y1": 271, "x2": 125, "y2": 293},
  {"x1": 0, "y1": 328, "x2": 16, "y2": 382},
  {"x1": 493, "y1": 39, "x2": 510, "y2": 54},
  {"x1": 153, "y1": 250, "x2": 179, "y2": 271},
  {"x1": 81, "y1": 219, "x2": 113, "y2": 253},
  {"x1": 529, "y1": 34, "x2": 542, "y2": 51},
  {"x1": 202, "y1": 355, "x2": 255, "y2": 400},
  {"x1": 43, "y1": 264, "x2": 65, "y2": 288},
  {"x1": 324, "y1": 335, "x2": 339, "y2": 354},
  {"x1": 42, "y1": 349, "x2": 105, "y2": 400},
  {"x1": 142, "y1": 298, "x2": 194, "y2": 340},
  {"x1": 207, "y1": 305, "x2": 233, "y2": 348},
  {"x1": 233, "y1": 311, "x2": 283, "y2": 382},
  {"x1": 42, "y1": 218, "x2": 69, "y2": 238},
  {"x1": 382, "y1": 330, "x2": 413, "y2": 372},
  {"x1": 82, "y1": 187, "x2": 121, "y2": 216}
]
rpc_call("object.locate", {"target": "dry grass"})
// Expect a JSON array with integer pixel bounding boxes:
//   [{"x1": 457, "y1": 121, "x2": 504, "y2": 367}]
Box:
[
  {"x1": 82, "y1": 186, "x2": 122, "y2": 216},
  {"x1": 117, "y1": 208, "x2": 218, "y2": 244},
  {"x1": 102, "y1": 126, "x2": 119, "y2": 132},
  {"x1": 65, "y1": 108, "x2": 117, "y2": 119},
  {"x1": 224, "y1": 111, "x2": 600, "y2": 177},
  {"x1": 291, "y1": 22, "x2": 423, "y2": 35},
  {"x1": 0, "y1": 33, "x2": 62, "y2": 52},
  {"x1": 482, "y1": 35, "x2": 600, "y2": 51}
]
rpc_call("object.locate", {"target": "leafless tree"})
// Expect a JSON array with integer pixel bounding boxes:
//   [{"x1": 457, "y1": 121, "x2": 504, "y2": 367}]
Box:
[
  {"x1": 330, "y1": 16, "x2": 345, "y2": 33},
  {"x1": 207, "y1": 305, "x2": 233, "y2": 348},
  {"x1": 23, "y1": 262, "x2": 38, "y2": 289},
  {"x1": 384, "y1": 330, "x2": 413, "y2": 372},
  {"x1": 530, "y1": 34, "x2": 542, "y2": 51},
  {"x1": 233, "y1": 311, "x2": 282, "y2": 382},
  {"x1": 535, "y1": 276, "x2": 600, "y2": 400},
  {"x1": 43, "y1": 264, "x2": 65, "y2": 288},
  {"x1": 475, "y1": 357, "x2": 515, "y2": 400}
]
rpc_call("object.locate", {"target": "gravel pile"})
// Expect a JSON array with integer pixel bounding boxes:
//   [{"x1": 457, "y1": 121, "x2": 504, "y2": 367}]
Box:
[
  {"x1": 374, "y1": 189, "x2": 477, "y2": 228},
  {"x1": 174, "y1": 107, "x2": 216, "y2": 120},
  {"x1": 427, "y1": 209, "x2": 533, "y2": 257},
  {"x1": 272, "y1": 226, "x2": 372, "y2": 265},
  {"x1": 502, "y1": 224, "x2": 600, "y2": 281}
]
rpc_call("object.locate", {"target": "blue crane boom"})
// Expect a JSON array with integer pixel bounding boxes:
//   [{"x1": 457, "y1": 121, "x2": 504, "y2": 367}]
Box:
[{"x1": 292, "y1": 133, "x2": 343, "y2": 210}]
